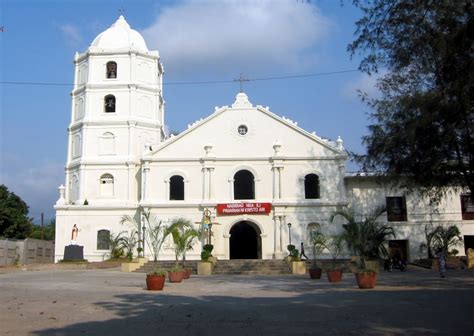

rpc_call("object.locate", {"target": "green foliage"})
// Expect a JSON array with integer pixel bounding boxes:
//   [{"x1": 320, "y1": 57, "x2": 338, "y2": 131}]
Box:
[
  {"x1": 203, "y1": 244, "x2": 214, "y2": 253},
  {"x1": 169, "y1": 264, "x2": 184, "y2": 272},
  {"x1": 323, "y1": 234, "x2": 345, "y2": 270},
  {"x1": 332, "y1": 206, "x2": 395, "y2": 270},
  {"x1": 165, "y1": 218, "x2": 199, "y2": 267},
  {"x1": 0, "y1": 185, "x2": 33, "y2": 239},
  {"x1": 431, "y1": 225, "x2": 463, "y2": 255},
  {"x1": 108, "y1": 231, "x2": 127, "y2": 259},
  {"x1": 147, "y1": 267, "x2": 167, "y2": 276},
  {"x1": 309, "y1": 230, "x2": 328, "y2": 268},
  {"x1": 121, "y1": 211, "x2": 167, "y2": 262},
  {"x1": 201, "y1": 250, "x2": 212, "y2": 261},
  {"x1": 349, "y1": 1, "x2": 474, "y2": 197},
  {"x1": 29, "y1": 219, "x2": 56, "y2": 241}
]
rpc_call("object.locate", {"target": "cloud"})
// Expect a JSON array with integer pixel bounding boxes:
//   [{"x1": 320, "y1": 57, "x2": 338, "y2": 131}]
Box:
[
  {"x1": 60, "y1": 24, "x2": 83, "y2": 47},
  {"x1": 0, "y1": 156, "x2": 64, "y2": 220},
  {"x1": 142, "y1": 0, "x2": 332, "y2": 78},
  {"x1": 342, "y1": 70, "x2": 386, "y2": 101}
]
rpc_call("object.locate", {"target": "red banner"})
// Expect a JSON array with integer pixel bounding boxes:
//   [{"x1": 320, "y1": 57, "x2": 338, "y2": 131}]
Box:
[{"x1": 217, "y1": 203, "x2": 272, "y2": 215}]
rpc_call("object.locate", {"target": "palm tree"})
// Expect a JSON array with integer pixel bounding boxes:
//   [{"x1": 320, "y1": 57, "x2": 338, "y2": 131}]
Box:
[
  {"x1": 309, "y1": 229, "x2": 327, "y2": 268},
  {"x1": 331, "y1": 206, "x2": 395, "y2": 270},
  {"x1": 431, "y1": 225, "x2": 463, "y2": 255},
  {"x1": 165, "y1": 218, "x2": 199, "y2": 267},
  {"x1": 120, "y1": 210, "x2": 167, "y2": 262}
]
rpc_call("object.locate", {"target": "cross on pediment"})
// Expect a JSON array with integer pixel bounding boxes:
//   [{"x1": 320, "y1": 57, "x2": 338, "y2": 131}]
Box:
[
  {"x1": 118, "y1": 8, "x2": 126, "y2": 15},
  {"x1": 234, "y1": 73, "x2": 249, "y2": 93}
]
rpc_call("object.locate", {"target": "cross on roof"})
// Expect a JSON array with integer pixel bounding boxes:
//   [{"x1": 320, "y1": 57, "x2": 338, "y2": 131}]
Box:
[
  {"x1": 234, "y1": 73, "x2": 249, "y2": 93},
  {"x1": 118, "y1": 8, "x2": 126, "y2": 15}
]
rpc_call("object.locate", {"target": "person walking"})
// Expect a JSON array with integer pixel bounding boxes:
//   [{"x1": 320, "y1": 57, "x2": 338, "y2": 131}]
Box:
[
  {"x1": 300, "y1": 242, "x2": 308, "y2": 260},
  {"x1": 436, "y1": 247, "x2": 447, "y2": 278}
]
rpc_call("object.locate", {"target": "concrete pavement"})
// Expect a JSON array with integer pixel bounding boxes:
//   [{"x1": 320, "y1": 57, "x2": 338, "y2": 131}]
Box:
[{"x1": 1, "y1": 267, "x2": 473, "y2": 335}]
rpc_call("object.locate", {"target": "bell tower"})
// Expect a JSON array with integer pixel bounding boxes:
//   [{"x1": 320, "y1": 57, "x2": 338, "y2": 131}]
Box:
[{"x1": 62, "y1": 15, "x2": 164, "y2": 205}]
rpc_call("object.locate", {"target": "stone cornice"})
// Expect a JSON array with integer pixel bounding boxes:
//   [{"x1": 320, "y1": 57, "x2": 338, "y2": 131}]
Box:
[
  {"x1": 69, "y1": 119, "x2": 162, "y2": 132},
  {"x1": 144, "y1": 155, "x2": 347, "y2": 163},
  {"x1": 71, "y1": 83, "x2": 162, "y2": 96}
]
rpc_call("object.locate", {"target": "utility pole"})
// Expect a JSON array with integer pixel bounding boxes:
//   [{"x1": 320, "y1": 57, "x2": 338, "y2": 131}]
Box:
[{"x1": 41, "y1": 213, "x2": 44, "y2": 240}]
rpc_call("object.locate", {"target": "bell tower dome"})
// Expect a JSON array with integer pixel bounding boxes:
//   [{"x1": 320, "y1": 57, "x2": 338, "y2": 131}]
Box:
[{"x1": 63, "y1": 15, "x2": 165, "y2": 205}]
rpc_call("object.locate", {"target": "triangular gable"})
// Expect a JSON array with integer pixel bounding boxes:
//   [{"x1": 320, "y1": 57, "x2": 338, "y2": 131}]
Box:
[{"x1": 144, "y1": 93, "x2": 346, "y2": 160}]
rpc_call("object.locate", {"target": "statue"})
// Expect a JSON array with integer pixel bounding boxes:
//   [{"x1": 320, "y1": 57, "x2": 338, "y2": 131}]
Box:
[{"x1": 71, "y1": 224, "x2": 79, "y2": 245}]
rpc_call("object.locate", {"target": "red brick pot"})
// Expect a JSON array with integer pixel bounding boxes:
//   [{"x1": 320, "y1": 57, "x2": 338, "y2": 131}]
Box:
[
  {"x1": 355, "y1": 271, "x2": 377, "y2": 289},
  {"x1": 326, "y1": 269, "x2": 343, "y2": 282},
  {"x1": 308, "y1": 268, "x2": 322, "y2": 279},
  {"x1": 183, "y1": 268, "x2": 192, "y2": 279},
  {"x1": 146, "y1": 274, "x2": 165, "y2": 291},
  {"x1": 168, "y1": 270, "x2": 184, "y2": 283}
]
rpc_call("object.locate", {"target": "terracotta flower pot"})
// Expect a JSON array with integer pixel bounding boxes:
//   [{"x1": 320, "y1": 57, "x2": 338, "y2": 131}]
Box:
[
  {"x1": 182, "y1": 268, "x2": 192, "y2": 279},
  {"x1": 355, "y1": 271, "x2": 377, "y2": 289},
  {"x1": 308, "y1": 268, "x2": 322, "y2": 279},
  {"x1": 326, "y1": 269, "x2": 343, "y2": 282},
  {"x1": 168, "y1": 270, "x2": 184, "y2": 283},
  {"x1": 146, "y1": 274, "x2": 165, "y2": 291}
]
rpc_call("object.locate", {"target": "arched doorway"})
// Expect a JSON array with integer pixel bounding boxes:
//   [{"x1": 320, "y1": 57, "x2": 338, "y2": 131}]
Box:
[{"x1": 229, "y1": 221, "x2": 261, "y2": 259}]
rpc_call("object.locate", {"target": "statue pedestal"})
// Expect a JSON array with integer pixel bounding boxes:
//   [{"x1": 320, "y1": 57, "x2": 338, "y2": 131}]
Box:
[{"x1": 64, "y1": 245, "x2": 85, "y2": 261}]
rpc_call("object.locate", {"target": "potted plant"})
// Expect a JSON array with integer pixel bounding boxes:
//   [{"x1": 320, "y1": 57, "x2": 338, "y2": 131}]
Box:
[
  {"x1": 308, "y1": 230, "x2": 327, "y2": 279},
  {"x1": 167, "y1": 264, "x2": 184, "y2": 283},
  {"x1": 323, "y1": 234, "x2": 345, "y2": 282},
  {"x1": 287, "y1": 244, "x2": 306, "y2": 275},
  {"x1": 165, "y1": 218, "x2": 199, "y2": 279},
  {"x1": 332, "y1": 206, "x2": 394, "y2": 289},
  {"x1": 198, "y1": 244, "x2": 214, "y2": 275},
  {"x1": 121, "y1": 210, "x2": 168, "y2": 285},
  {"x1": 146, "y1": 267, "x2": 167, "y2": 290}
]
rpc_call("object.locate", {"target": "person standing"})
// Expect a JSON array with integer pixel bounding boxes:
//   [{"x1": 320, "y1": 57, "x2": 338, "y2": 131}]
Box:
[{"x1": 436, "y1": 247, "x2": 447, "y2": 278}]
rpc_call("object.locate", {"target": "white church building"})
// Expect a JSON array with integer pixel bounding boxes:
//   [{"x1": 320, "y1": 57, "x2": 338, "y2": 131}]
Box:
[{"x1": 54, "y1": 16, "x2": 474, "y2": 262}]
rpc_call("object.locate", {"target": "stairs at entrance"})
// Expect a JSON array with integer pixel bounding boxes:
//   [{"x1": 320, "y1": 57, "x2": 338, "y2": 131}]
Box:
[
  {"x1": 212, "y1": 259, "x2": 291, "y2": 275},
  {"x1": 135, "y1": 260, "x2": 198, "y2": 274},
  {"x1": 134, "y1": 259, "x2": 292, "y2": 275}
]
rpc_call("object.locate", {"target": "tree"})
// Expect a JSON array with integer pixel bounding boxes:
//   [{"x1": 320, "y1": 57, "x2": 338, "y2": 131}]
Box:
[
  {"x1": 431, "y1": 224, "x2": 463, "y2": 255},
  {"x1": 331, "y1": 206, "x2": 395, "y2": 269},
  {"x1": 349, "y1": 1, "x2": 474, "y2": 198},
  {"x1": 0, "y1": 185, "x2": 33, "y2": 239},
  {"x1": 165, "y1": 218, "x2": 199, "y2": 267},
  {"x1": 29, "y1": 219, "x2": 56, "y2": 241}
]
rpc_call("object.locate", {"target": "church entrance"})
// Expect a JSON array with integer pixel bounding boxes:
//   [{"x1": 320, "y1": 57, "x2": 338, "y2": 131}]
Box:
[{"x1": 229, "y1": 221, "x2": 261, "y2": 259}]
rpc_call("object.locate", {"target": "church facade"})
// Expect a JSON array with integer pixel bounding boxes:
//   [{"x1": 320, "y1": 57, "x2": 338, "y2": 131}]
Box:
[{"x1": 54, "y1": 16, "x2": 474, "y2": 262}]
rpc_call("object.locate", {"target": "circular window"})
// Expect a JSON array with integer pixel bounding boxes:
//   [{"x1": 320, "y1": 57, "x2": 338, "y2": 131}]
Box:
[{"x1": 237, "y1": 125, "x2": 248, "y2": 136}]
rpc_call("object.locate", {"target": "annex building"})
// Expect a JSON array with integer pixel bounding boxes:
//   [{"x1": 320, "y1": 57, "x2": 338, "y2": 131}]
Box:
[{"x1": 54, "y1": 16, "x2": 474, "y2": 262}]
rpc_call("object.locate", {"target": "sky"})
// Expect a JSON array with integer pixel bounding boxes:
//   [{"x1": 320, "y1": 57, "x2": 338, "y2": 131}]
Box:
[{"x1": 0, "y1": 0, "x2": 380, "y2": 222}]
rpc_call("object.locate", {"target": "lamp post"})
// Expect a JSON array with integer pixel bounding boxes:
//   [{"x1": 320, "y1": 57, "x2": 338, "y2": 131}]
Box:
[
  {"x1": 208, "y1": 223, "x2": 213, "y2": 245},
  {"x1": 287, "y1": 222, "x2": 292, "y2": 246},
  {"x1": 142, "y1": 224, "x2": 146, "y2": 257}
]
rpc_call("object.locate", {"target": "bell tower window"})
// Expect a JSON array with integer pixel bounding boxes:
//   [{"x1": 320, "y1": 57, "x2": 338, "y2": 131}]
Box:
[
  {"x1": 106, "y1": 61, "x2": 117, "y2": 79},
  {"x1": 104, "y1": 95, "x2": 116, "y2": 113}
]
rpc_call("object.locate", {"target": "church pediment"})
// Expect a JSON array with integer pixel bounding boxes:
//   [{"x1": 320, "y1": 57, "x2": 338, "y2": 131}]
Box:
[{"x1": 145, "y1": 93, "x2": 346, "y2": 161}]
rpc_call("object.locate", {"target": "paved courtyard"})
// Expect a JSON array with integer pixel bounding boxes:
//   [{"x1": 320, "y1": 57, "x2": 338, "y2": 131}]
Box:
[{"x1": 1, "y1": 267, "x2": 473, "y2": 335}]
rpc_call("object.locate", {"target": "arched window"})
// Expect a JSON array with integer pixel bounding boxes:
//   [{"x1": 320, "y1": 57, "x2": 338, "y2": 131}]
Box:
[
  {"x1": 97, "y1": 229, "x2": 110, "y2": 250},
  {"x1": 106, "y1": 61, "x2": 117, "y2": 78},
  {"x1": 104, "y1": 95, "x2": 116, "y2": 113},
  {"x1": 304, "y1": 174, "x2": 320, "y2": 199},
  {"x1": 169, "y1": 175, "x2": 184, "y2": 200},
  {"x1": 100, "y1": 173, "x2": 114, "y2": 197},
  {"x1": 234, "y1": 170, "x2": 255, "y2": 200}
]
